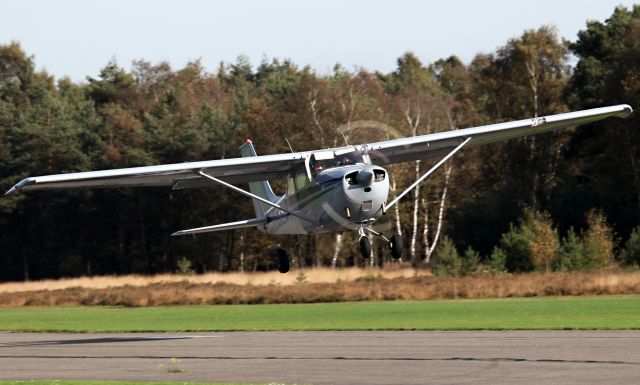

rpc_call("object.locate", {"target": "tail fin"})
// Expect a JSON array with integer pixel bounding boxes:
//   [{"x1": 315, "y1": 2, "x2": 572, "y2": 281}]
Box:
[{"x1": 239, "y1": 139, "x2": 280, "y2": 217}]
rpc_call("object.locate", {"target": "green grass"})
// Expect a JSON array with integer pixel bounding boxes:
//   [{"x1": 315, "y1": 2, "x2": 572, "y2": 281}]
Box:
[
  {"x1": 0, "y1": 295, "x2": 639, "y2": 332},
  {"x1": 0, "y1": 382, "x2": 260, "y2": 385}
]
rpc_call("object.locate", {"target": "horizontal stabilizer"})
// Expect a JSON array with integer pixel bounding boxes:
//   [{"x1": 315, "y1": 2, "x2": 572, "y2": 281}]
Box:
[{"x1": 171, "y1": 217, "x2": 268, "y2": 236}]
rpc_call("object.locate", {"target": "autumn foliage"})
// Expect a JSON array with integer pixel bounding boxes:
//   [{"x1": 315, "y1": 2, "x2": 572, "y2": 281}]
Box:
[{"x1": 1, "y1": 6, "x2": 640, "y2": 281}]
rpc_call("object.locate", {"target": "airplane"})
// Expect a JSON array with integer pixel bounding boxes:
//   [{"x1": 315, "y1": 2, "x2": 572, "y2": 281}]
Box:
[{"x1": 5, "y1": 104, "x2": 633, "y2": 273}]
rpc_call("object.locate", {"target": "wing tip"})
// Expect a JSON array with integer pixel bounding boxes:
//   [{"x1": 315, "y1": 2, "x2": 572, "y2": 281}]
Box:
[
  {"x1": 4, "y1": 178, "x2": 36, "y2": 196},
  {"x1": 620, "y1": 104, "x2": 633, "y2": 118}
]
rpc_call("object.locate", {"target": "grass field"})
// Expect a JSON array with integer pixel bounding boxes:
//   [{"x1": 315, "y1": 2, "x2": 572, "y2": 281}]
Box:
[{"x1": 0, "y1": 295, "x2": 638, "y2": 332}]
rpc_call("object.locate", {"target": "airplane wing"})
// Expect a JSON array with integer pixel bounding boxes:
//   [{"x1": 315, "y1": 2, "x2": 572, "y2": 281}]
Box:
[
  {"x1": 364, "y1": 104, "x2": 633, "y2": 165},
  {"x1": 5, "y1": 151, "x2": 306, "y2": 194},
  {"x1": 5, "y1": 104, "x2": 632, "y2": 195}
]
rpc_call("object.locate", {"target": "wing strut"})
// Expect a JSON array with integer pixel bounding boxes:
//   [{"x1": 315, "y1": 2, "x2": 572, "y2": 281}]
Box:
[
  {"x1": 172, "y1": 217, "x2": 269, "y2": 236},
  {"x1": 196, "y1": 170, "x2": 317, "y2": 224},
  {"x1": 385, "y1": 136, "x2": 472, "y2": 212}
]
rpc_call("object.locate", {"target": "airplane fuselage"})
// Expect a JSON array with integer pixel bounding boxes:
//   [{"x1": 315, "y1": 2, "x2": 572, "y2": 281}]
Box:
[{"x1": 260, "y1": 163, "x2": 389, "y2": 235}]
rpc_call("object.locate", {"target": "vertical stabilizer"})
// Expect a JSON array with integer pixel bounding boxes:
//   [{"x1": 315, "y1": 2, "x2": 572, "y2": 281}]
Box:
[{"x1": 239, "y1": 139, "x2": 280, "y2": 217}]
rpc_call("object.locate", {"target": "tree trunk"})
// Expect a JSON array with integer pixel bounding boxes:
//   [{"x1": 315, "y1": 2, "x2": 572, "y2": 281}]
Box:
[
  {"x1": 313, "y1": 236, "x2": 319, "y2": 267},
  {"x1": 421, "y1": 196, "x2": 429, "y2": 261},
  {"x1": 424, "y1": 164, "x2": 452, "y2": 264},
  {"x1": 410, "y1": 160, "x2": 421, "y2": 261},
  {"x1": 526, "y1": 56, "x2": 540, "y2": 207},
  {"x1": 238, "y1": 233, "x2": 245, "y2": 272},
  {"x1": 369, "y1": 237, "x2": 375, "y2": 267},
  {"x1": 390, "y1": 176, "x2": 403, "y2": 236},
  {"x1": 332, "y1": 233, "x2": 342, "y2": 268}
]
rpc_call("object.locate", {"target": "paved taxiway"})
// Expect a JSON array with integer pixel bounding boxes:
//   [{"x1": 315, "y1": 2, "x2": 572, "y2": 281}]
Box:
[{"x1": 0, "y1": 331, "x2": 639, "y2": 385}]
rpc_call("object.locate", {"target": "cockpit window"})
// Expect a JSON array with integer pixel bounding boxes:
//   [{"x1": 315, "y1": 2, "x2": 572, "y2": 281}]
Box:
[
  {"x1": 309, "y1": 148, "x2": 365, "y2": 177},
  {"x1": 334, "y1": 149, "x2": 362, "y2": 167}
]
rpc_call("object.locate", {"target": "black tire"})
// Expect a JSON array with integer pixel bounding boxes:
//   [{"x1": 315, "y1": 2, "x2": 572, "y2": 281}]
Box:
[
  {"x1": 389, "y1": 233, "x2": 404, "y2": 260},
  {"x1": 275, "y1": 248, "x2": 290, "y2": 274},
  {"x1": 359, "y1": 237, "x2": 371, "y2": 259}
]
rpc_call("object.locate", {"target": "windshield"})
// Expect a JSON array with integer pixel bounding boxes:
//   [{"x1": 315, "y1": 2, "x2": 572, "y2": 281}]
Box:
[{"x1": 309, "y1": 148, "x2": 365, "y2": 177}]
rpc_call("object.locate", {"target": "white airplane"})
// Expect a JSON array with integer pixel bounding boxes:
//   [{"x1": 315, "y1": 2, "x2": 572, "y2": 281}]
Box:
[{"x1": 6, "y1": 104, "x2": 633, "y2": 273}]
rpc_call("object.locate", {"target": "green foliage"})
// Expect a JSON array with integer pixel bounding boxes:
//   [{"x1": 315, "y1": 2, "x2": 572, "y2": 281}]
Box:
[
  {"x1": 489, "y1": 247, "x2": 507, "y2": 273},
  {"x1": 1, "y1": 6, "x2": 639, "y2": 281},
  {"x1": 583, "y1": 210, "x2": 615, "y2": 269},
  {"x1": 499, "y1": 223, "x2": 534, "y2": 273},
  {"x1": 434, "y1": 236, "x2": 462, "y2": 277},
  {"x1": 176, "y1": 257, "x2": 194, "y2": 275},
  {"x1": 495, "y1": 209, "x2": 560, "y2": 273},
  {"x1": 295, "y1": 271, "x2": 308, "y2": 284},
  {"x1": 434, "y1": 239, "x2": 478, "y2": 277},
  {"x1": 623, "y1": 227, "x2": 640, "y2": 266},
  {"x1": 359, "y1": 274, "x2": 381, "y2": 282},
  {"x1": 462, "y1": 246, "x2": 480, "y2": 275},
  {"x1": 87, "y1": 59, "x2": 137, "y2": 105},
  {"x1": 566, "y1": 5, "x2": 640, "y2": 244},
  {"x1": 557, "y1": 228, "x2": 586, "y2": 271}
]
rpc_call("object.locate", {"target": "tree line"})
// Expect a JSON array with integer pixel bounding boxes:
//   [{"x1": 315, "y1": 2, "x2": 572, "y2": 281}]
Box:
[{"x1": 1, "y1": 5, "x2": 639, "y2": 281}]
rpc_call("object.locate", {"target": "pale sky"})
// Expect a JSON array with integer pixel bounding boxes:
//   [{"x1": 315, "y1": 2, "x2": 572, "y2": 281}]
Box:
[{"x1": 1, "y1": 0, "x2": 638, "y2": 82}]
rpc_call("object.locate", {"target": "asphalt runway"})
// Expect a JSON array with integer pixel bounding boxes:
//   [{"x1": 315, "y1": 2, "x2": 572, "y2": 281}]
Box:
[{"x1": 0, "y1": 331, "x2": 639, "y2": 385}]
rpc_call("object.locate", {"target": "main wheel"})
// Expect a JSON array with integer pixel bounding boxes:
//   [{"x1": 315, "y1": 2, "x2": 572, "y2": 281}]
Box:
[
  {"x1": 359, "y1": 237, "x2": 371, "y2": 259},
  {"x1": 275, "y1": 248, "x2": 290, "y2": 273},
  {"x1": 389, "y1": 233, "x2": 404, "y2": 260}
]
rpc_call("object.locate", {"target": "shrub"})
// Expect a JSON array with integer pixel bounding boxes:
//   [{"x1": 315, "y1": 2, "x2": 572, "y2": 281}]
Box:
[
  {"x1": 433, "y1": 236, "x2": 462, "y2": 277},
  {"x1": 623, "y1": 227, "x2": 640, "y2": 267},
  {"x1": 524, "y1": 209, "x2": 559, "y2": 272},
  {"x1": 295, "y1": 271, "x2": 308, "y2": 284},
  {"x1": 499, "y1": 223, "x2": 534, "y2": 272},
  {"x1": 462, "y1": 246, "x2": 480, "y2": 275},
  {"x1": 489, "y1": 246, "x2": 507, "y2": 273},
  {"x1": 583, "y1": 210, "x2": 614, "y2": 268},
  {"x1": 557, "y1": 228, "x2": 585, "y2": 271},
  {"x1": 176, "y1": 257, "x2": 194, "y2": 275}
]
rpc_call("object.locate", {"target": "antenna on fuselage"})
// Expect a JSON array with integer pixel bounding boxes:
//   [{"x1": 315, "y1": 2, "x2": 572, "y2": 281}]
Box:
[
  {"x1": 341, "y1": 130, "x2": 349, "y2": 146},
  {"x1": 285, "y1": 137, "x2": 295, "y2": 153}
]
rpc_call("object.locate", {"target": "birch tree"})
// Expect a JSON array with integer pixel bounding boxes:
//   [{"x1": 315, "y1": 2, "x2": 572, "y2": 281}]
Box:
[{"x1": 382, "y1": 53, "x2": 455, "y2": 263}]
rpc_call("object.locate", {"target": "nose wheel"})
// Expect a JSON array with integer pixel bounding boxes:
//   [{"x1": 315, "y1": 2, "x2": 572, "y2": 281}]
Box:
[
  {"x1": 359, "y1": 236, "x2": 372, "y2": 259},
  {"x1": 357, "y1": 226, "x2": 372, "y2": 259}
]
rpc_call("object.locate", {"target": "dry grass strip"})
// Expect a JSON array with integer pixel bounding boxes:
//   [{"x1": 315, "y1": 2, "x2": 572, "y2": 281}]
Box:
[
  {"x1": 0, "y1": 267, "x2": 423, "y2": 293},
  {"x1": 1, "y1": 269, "x2": 639, "y2": 307}
]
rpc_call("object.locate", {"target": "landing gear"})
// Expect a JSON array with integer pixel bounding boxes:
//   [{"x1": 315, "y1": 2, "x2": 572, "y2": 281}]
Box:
[
  {"x1": 358, "y1": 226, "x2": 371, "y2": 259},
  {"x1": 389, "y1": 233, "x2": 403, "y2": 260},
  {"x1": 360, "y1": 226, "x2": 404, "y2": 260},
  {"x1": 359, "y1": 236, "x2": 371, "y2": 259},
  {"x1": 275, "y1": 248, "x2": 290, "y2": 273}
]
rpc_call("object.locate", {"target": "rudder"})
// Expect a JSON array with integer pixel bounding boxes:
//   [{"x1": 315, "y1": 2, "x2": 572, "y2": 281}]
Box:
[{"x1": 239, "y1": 139, "x2": 280, "y2": 217}]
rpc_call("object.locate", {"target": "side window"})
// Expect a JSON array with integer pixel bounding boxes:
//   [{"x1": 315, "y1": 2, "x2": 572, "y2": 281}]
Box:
[
  {"x1": 309, "y1": 154, "x2": 327, "y2": 178},
  {"x1": 289, "y1": 164, "x2": 310, "y2": 194}
]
